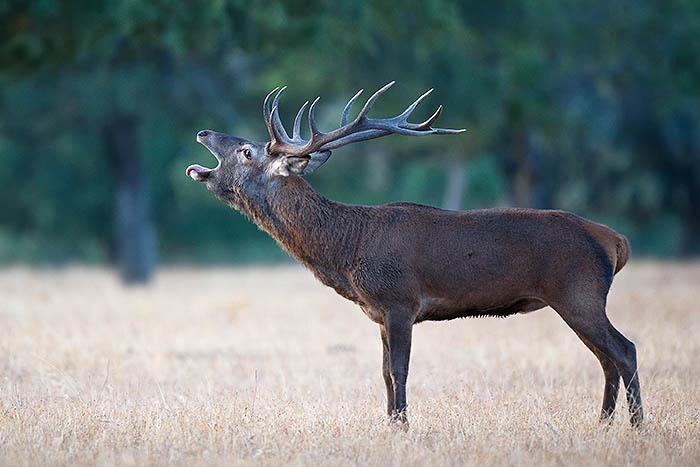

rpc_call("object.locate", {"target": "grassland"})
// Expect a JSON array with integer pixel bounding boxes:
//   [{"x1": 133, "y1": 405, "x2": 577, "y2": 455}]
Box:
[{"x1": 1, "y1": 262, "x2": 699, "y2": 466}]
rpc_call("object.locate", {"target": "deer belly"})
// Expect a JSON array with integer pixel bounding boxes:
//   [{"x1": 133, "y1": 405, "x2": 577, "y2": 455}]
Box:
[{"x1": 415, "y1": 295, "x2": 547, "y2": 322}]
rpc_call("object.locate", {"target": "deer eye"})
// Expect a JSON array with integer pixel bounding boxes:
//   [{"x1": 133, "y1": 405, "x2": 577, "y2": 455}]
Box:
[{"x1": 240, "y1": 147, "x2": 252, "y2": 160}]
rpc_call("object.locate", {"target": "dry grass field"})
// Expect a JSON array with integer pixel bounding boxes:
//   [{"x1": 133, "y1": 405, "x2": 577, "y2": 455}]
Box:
[{"x1": 1, "y1": 262, "x2": 699, "y2": 466}]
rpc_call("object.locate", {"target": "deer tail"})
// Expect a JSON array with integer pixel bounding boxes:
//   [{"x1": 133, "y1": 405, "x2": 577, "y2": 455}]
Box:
[{"x1": 614, "y1": 234, "x2": 631, "y2": 274}]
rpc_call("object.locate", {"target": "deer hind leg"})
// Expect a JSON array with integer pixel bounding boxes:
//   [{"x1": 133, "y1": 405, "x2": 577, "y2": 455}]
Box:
[
  {"x1": 574, "y1": 331, "x2": 620, "y2": 421},
  {"x1": 553, "y1": 294, "x2": 643, "y2": 426},
  {"x1": 607, "y1": 325, "x2": 643, "y2": 426}
]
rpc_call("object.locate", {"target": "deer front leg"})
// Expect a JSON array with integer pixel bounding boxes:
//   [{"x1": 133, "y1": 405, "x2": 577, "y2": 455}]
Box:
[
  {"x1": 380, "y1": 325, "x2": 394, "y2": 416},
  {"x1": 384, "y1": 312, "x2": 413, "y2": 427}
]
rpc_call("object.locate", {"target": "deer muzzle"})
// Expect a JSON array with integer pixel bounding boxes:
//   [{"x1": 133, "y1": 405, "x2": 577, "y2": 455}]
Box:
[{"x1": 186, "y1": 130, "x2": 222, "y2": 181}]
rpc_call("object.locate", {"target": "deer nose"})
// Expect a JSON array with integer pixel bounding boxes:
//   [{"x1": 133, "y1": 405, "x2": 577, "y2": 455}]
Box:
[{"x1": 197, "y1": 130, "x2": 209, "y2": 138}]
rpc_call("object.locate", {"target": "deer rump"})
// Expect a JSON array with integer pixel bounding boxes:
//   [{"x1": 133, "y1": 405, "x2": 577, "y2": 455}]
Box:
[{"x1": 354, "y1": 204, "x2": 629, "y2": 324}]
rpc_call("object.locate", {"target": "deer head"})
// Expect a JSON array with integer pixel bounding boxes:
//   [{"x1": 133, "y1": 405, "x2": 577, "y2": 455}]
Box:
[{"x1": 186, "y1": 82, "x2": 464, "y2": 207}]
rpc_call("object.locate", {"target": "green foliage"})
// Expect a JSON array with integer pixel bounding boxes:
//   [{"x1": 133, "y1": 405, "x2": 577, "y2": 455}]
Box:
[{"x1": 1, "y1": 0, "x2": 699, "y2": 263}]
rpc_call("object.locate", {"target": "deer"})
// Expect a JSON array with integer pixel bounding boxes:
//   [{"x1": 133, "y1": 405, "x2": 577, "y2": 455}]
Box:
[{"x1": 186, "y1": 82, "x2": 643, "y2": 428}]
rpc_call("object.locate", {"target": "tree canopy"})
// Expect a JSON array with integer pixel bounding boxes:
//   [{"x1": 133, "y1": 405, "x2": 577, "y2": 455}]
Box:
[{"x1": 1, "y1": 0, "x2": 699, "y2": 267}]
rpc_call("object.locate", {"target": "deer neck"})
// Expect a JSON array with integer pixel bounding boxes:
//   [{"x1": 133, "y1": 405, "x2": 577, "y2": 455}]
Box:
[{"x1": 240, "y1": 176, "x2": 365, "y2": 277}]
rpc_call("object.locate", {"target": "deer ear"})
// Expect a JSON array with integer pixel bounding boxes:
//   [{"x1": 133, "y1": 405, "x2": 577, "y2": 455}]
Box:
[
  {"x1": 300, "y1": 150, "x2": 331, "y2": 175},
  {"x1": 271, "y1": 151, "x2": 332, "y2": 177}
]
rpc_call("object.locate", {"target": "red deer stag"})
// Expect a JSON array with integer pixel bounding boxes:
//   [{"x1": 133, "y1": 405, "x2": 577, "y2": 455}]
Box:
[{"x1": 186, "y1": 82, "x2": 643, "y2": 427}]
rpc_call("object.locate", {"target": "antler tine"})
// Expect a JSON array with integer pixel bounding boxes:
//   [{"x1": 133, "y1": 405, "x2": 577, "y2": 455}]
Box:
[
  {"x1": 270, "y1": 104, "x2": 290, "y2": 143},
  {"x1": 263, "y1": 87, "x2": 280, "y2": 120},
  {"x1": 396, "y1": 88, "x2": 433, "y2": 122},
  {"x1": 355, "y1": 81, "x2": 395, "y2": 121},
  {"x1": 269, "y1": 87, "x2": 290, "y2": 141},
  {"x1": 307, "y1": 97, "x2": 322, "y2": 138},
  {"x1": 419, "y1": 105, "x2": 443, "y2": 128},
  {"x1": 263, "y1": 87, "x2": 282, "y2": 143},
  {"x1": 430, "y1": 127, "x2": 467, "y2": 134},
  {"x1": 293, "y1": 100, "x2": 309, "y2": 141},
  {"x1": 402, "y1": 103, "x2": 465, "y2": 133},
  {"x1": 341, "y1": 89, "x2": 364, "y2": 126},
  {"x1": 402, "y1": 104, "x2": 443, "y2": 130},
  {"x1": 271, "y1": 86, "x2": 287, "y2": 111}
]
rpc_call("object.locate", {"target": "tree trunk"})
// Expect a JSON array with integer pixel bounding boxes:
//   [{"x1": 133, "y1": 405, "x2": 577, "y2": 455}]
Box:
[
  {"x1": 512, "y1": 126, "x2": 532, "y2": 207},
  {"x1": 366, "y1": 149, "x2": 390, "y2": 195},
  {"x1": 509, "y1": 126, "x2": 545, "y2": 208},
  {"x1": 102, "y1": 114, "x2": 156, "y2": 284},
  {"x1": 442, "y1": 160, "x2": 467, "y2": 211}
]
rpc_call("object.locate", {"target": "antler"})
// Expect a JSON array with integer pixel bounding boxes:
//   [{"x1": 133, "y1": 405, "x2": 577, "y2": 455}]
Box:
[{"x1": 263, "y1": 82, "x2": 465, "y2": 156}]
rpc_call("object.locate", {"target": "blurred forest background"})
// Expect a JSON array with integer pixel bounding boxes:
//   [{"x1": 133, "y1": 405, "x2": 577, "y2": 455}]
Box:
[{"x1": 1, "y1": 0, "x2": 699, "y2": 282}]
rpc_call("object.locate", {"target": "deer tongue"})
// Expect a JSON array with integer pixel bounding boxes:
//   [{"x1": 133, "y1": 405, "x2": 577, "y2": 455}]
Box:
[{"x1": 185, "y1": 164, "x2": 213, "y2": 181}]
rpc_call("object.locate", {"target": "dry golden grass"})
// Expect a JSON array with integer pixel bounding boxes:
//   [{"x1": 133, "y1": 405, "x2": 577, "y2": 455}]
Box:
[{"x1": 1, "y1": 262, "x2": 699, "y2": 466}]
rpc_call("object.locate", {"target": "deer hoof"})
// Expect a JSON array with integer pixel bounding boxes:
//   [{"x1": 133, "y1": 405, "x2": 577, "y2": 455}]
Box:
[{"x1": 389, "y1": 411, "x2": 409, "y2": 431}]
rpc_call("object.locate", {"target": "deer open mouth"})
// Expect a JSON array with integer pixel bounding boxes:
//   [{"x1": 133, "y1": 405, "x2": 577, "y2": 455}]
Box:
[{"x1": 186, "y1": 131, "x2": 222, "y2": 181}]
